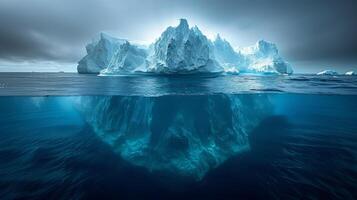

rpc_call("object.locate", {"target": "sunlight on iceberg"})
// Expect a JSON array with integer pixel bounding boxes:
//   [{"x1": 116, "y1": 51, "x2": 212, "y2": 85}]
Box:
[{"x1": 77, "y1": 19, "x2": 293, "y2": 75}]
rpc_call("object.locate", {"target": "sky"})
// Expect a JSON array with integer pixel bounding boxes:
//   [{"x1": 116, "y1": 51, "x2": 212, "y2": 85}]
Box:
[{"x1": 0, "y1": 0, "x2": 356, "y2": 73}]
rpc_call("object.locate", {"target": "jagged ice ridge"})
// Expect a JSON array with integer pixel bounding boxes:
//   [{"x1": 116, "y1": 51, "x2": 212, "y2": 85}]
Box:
[{"x1": 78, "y1": 19, "x2": 293, "y2": 75}]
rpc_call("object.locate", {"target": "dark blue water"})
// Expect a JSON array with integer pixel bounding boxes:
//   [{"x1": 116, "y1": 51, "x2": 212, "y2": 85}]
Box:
[
  {"x1": 0, "y1": 73, "x2": 357, "y2": 199},
  {"x1": 1, "y1": 72, "x2": 357, "y2": 96}
]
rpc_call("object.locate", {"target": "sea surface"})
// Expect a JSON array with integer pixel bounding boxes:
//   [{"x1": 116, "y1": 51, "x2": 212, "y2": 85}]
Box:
[{"x1": 0, "y1": 73, "x2": 356, "y2": 200}]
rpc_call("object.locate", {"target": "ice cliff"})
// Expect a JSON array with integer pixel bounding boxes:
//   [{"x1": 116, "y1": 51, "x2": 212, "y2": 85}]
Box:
[
  {"x1": 78, "y1": 33, "x2": 147, "y2": 74},
  {"x1": 78, "y1": 19, "x2": 293, "y2": 75},
  {"x1": 238, "y1": 40, "x2": 293, "y2": 74}
]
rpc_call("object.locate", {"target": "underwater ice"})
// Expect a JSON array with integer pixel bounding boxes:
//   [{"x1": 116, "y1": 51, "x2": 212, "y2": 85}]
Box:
[
  {"x1": 77, "y1": 95, "x2": 273, "y2": 180},
  {"x1": 78, "y1": 19, "x2": 293, "y2": 75}
]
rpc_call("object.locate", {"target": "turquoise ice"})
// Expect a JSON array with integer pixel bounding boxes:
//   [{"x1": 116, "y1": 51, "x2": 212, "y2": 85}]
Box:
[{"x1": 77, "y1": 94, "x2": 273, "y2": 180}]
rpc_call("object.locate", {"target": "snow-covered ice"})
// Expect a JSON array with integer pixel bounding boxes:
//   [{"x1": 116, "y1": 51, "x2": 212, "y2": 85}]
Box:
[
  {"x1": 238, "y1": 40, "x2": 293, "y2": 74},
  {"x1": 317, "y1": 70, "x2": 339, "y2": 76},
  {"x1": 78, "y1": 19, "x2": 293, "y2": 75},
  {"x1": 145, "y1": 19, "x2": 222, "y2": 73},
  {"x1": 345, "y1": 71, "x2": 355, "y2": 76}
]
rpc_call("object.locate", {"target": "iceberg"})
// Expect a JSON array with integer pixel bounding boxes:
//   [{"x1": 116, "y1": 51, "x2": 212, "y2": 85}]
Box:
[
  {"x1": 210, "y1": 37, "x2": 293, "y2": 74},
  {"x1": 78, "y1": 33, "x2": 147, "y2": 74},
  {"x1": 238, "y1": 40, "x2": 293, "y2": 74},
  {"x1": 317, "y1": 70, "x2": 339, "y2": 76},
  {"x1": 345, "y1": 71, "x2": 355, "y2": 76},
  {"x1": 78, "y1": 19, "x2": 293, "y2": 75}
]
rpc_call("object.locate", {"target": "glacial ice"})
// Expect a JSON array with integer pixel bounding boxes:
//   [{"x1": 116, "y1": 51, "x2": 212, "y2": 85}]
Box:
[
  {"x1": 78, "y1": 19, "x2": 293, "y2": 75},
  {"x1": 211, "y1": 34, "x2": 245, "y2": 72},
  {"x1": 78, "y1": 33, "x2": 147, "y2": 74},
  {"x1": 146, "y1": 19, "x2": 222, "y2": 73},
  {"x1": 78, "y1": 33, "x2": 123, "y2": 74},
  {"x1": 345, "y1": 71, "x2": 355, "y2": 76},
  {"x1": 77, "y1": 95, "x2": 273, "y2": 180},
  {"x1": 317, "y1": 70, "x2": 339, "y2": 76},
  {"x1": 238, "y1": 40, "x2": 293, "y2": 74}
]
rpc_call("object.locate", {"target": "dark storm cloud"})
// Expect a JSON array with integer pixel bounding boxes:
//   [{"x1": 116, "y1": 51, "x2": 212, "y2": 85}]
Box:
[{"x1": 0, "y1": 0, "x2": 356, "y2": 68}]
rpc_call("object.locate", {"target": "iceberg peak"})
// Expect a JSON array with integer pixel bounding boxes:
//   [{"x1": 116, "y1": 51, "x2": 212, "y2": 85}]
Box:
[
  {"x1": 177, "y1": 18, "x2": 189, "y2": 30},
  {"x1": 146, "y1": 18, "x2": 220, "y2": 73},
  {"x1": 214, "y1": 34, "x2": 224, "y2": 42},
  {"x1": 213, "y1": 34, "x2": 230, "y2": 47},
  {"x1": 255, "y1": 40, "x2": 279, "y2": 57},
  {"x1": 211, "y1": 34, "x2": 244, "y2": 70}
]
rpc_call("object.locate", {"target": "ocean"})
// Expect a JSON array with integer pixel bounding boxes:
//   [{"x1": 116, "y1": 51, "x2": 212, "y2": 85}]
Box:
[{"x1": 0, "y1": 73, "x2": 356, "y2": 199}]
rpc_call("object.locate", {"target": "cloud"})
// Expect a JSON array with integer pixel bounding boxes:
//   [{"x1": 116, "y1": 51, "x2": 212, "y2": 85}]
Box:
[{"x1": 0, "y1": 0, "x2": 356, "y2": 69}]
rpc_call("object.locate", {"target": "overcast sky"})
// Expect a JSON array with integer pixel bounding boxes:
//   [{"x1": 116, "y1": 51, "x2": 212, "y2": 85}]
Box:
[{"x1": 0, "y1": 0, "x2": 356, "y2": 72}]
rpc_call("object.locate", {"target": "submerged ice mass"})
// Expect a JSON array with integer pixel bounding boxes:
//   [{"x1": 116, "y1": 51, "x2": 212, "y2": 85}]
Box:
[
  {"x1": 78, "y1": 19, "x2": 293, "y2": 75},
  {"x1": 77, "y1": 95, "x2": 273, "y2": 180}
]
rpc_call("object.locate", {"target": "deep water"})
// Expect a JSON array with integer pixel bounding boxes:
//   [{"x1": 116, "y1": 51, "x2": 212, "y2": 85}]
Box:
[{"x1": 0, "y1": 94, "x2": 357, "y2": 200}]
